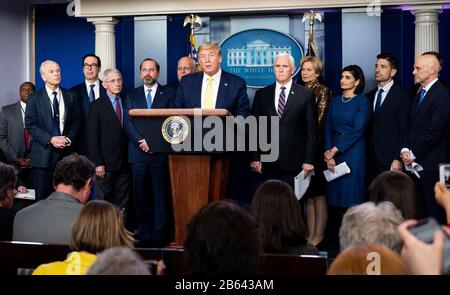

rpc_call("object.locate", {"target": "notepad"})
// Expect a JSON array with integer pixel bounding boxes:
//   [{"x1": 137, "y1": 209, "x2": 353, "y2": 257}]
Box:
[
  {"x1": 323, "y1": 162, "x2": 351, "y2": 182},
  {"x1": 14, "y1": 189, "x2": 35, "y2": 201}
]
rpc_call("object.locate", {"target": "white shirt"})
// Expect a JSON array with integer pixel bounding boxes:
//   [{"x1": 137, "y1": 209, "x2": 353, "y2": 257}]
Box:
[
  {"x1": 20, "y1": 101, "x2": 26, "y2": 125},
  {"x1": 84, "y1": 79, "x2": 100, "y2": 100},
  {"x1": 45, "y1": 85, "x2": 65, "y2": 134},
  {"x1": 373, "y1": 79, "x2": 394, "y2": 111},
  {"x1": 201, "y1": 68, "x2": 222, "y2": 109},
  {"x1": 274, "y1": 79, "x2": 293, "y2": 113},
  {"x1": 144, "y1": 83, "x2": 158, "y2": 106},
  {"x1": 422, "y1": 77, "x2": 439, "y2": 96}
]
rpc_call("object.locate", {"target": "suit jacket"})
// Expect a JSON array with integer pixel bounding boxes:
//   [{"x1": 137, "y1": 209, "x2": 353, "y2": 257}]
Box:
[
  {"x1": 13, "y1": 192, "x2": 83, "y2": 244},
  {"x1": 25, "y1": 88, "x2": 80, "y2": 168},
  {"x1": 250, "y1": 83, "x2": 317, "y2": 173},
  {"x1": 87, "y1": 94, "x2": 128, "y2": 171},
  {"x1": 71, "y1": 81, "x2": 107, "y2": 155},
  {"x1": 124, "y1": 84, "x2": 175, "y2": 163},
  {"x1": 0, "y1": 102, "x2": 26, "y2": 162},
  {"x1": 174, "y1": 71, "x2": 250, "y2": 117},
  {"x1": 405, "y1": 80, "x2": 450, "y2": 171},
  {"x1": 365, "y1": 82, "x2": 412, "y2": 168}
]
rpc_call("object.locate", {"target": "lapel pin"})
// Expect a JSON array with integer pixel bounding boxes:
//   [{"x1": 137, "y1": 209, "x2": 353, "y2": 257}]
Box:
[
  {"x1": 291, "y1": 91, "x2": 294, "y2": 95},
  {"x1": 224, "y1": 83, "x2": 228, "y2": 86}
]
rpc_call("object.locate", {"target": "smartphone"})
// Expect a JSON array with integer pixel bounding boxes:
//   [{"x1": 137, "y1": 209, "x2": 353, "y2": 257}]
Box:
[
  {"x1": 408, "y1": 217, "x2": 450, "y2": 273},
  {"x1": 439, "y1": 163, "x2": 450, "y2": 188}
]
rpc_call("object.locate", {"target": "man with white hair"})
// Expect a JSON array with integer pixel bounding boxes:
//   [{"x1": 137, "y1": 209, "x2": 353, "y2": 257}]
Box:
[{"x1": 25, "y1": 60, "x2": 80, "y2": 200}]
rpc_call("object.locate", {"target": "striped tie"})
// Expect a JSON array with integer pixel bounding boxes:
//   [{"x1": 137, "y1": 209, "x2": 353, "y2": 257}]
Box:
[{"x1": 277, "y1": 86, "x2": 286, "y2": 117}]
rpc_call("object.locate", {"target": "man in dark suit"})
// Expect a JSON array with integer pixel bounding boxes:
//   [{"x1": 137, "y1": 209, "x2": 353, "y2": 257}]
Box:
[
  {"x1": 71, "y1": 54, "x2": 106, "y2": 156},
  {"x1": 401, "y1": 53, "x2": 450, "y2": 223},
  {"x1": 174, "y1": 42, "x2": 250, "y2": 117},
  {"x1": 25, "y1": 60, "x2": 80, "y2": 200},
  {"x1": 87, "y1": 68, "x2": 130, "y2": 212},
  {"x1": 250, "y1": 53, "x2": 317, "y2": 188},
  {"x1": 0, "y1": 82, "x2": 35, "y2": 187},
  {"x1": 124, "y1": 58, "x2": 175, "y2": 247},
  {"x1": 166, "y1": 56, "x2": 196, "y2": 91},
  {"x1": 365, "y1": 53, "x2": 412, "y2": 186}
]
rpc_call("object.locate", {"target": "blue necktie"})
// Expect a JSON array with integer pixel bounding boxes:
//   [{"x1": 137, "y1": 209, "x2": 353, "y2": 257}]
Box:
[
  {"x1": 375, "y1": 88, "x2": 384, "y2": 112},
  {"x1": 418, "y1": 88, "x2": 426, "y2": 105},
  {"x1": 146, "y1": 89, "x2": 152, "y2": 108},
  {"x1": 52, "y1": 91, "x2": 61, "y2": 135},
  {"x1": 89, "y1": 84, "x2": 95, "y2": 102}
]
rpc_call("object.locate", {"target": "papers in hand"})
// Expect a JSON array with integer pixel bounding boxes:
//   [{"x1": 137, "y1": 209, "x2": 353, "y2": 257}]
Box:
[
  {"x1": 294, "y1": 171, "x2": 314, "y2": 201},
  {"x1": 323, "y1": 162, "x2": 351, "y2": 182},
  {"x1": 14, "y1": 189, "x2": 35, "y2": 201},
  {"x1": 403, "y1": 150, "x2": 423, "y2": 178}
]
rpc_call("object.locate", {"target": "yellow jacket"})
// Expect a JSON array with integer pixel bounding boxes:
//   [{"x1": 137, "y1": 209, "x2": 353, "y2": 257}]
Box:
[{"x1": 32, "y1": 251, "x2": 97, "y2": 275}]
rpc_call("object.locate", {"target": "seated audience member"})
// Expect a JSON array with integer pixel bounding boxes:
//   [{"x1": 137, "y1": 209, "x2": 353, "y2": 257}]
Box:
[
  {"x1": 13, "y1": 155, "x2": 95, "y2": 244},
  {"x1": 33, "y1": 200, "x2": 133, "y2": 275},
  {"x1": 184, "y1": 200, "x2": 262, "y2": 275},
  {"x1": 339, "y1": 201, "x2": 404, "y2": 253},
  {"x1": 0, "y1": 163, "x2": 17, "y2": 240},
  {"x1": 87, "y1": 247, "x2": 152, "y2": 275},
  {"x1": 397, "y1": 219, "x2": 450, "y2": 275},
  {"x1": 328, "y1": 244, "x2": 409, "y2": 275},
  {"x1": 249, "y1": 180, "x2": 319, "y2": 255},
  {"x1": 435, "y1": 182, "x2": 450, "y2": 224},
  {"x1": 369, "y1": 171, "x2": 419, "y2": 220}
]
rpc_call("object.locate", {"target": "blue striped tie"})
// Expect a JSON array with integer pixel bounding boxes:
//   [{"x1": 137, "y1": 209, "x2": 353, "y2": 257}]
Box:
[{"x1": 277, "y1": 86, "x2": 286, "y2": 117}]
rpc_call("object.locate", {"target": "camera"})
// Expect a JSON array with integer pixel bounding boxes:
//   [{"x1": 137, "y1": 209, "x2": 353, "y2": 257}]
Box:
[
  {"x1": 440, "y1": 163, "x2": 450, "y2": 188},
  {"x1": 408, "y1": 217, "x2": 450, "y2": 273}
]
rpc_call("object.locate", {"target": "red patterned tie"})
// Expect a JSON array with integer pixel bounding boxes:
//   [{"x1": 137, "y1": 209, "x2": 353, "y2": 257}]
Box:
[
  {"x1": 115, "y1": 97, "x2": 122, "y2": 126},
  {"x1": 24, "y1": 128, "x2": 30, "y2": 153}
]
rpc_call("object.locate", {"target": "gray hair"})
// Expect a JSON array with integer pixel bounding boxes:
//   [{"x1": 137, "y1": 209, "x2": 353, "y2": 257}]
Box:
[
  {"x1": 39, "y1": 60, "x2": 59, "y2": 75},
  {"x1": 274, "y1": 53, "x2": 296, "y2": 69},
  {"x1": 339, "y1": 201, "x2": 404, "y2": 253},
  {"x1": 87, "y1": 247, "x2": 150, "y2": 275},
  {"x1": 103, "y1": 68, "x2": 122, "y2": 81}
]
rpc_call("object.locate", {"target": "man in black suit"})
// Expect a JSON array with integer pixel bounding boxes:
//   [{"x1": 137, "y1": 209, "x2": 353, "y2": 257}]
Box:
[
  {"x1": 401, "y1": 53, "x2": 450, "y2": 223},
  {"x1": 71, "y1": 54, "x2": 106, "y2": 156},
  {"x1": 365, "y1": 53, "x2": 412, "y2": 187},
  {"x1": 250, "y1": 53, "x2": 317, "y2": 188},
  {"x1": 87, "y1": 68, "x2": 130, "y2": 212},
  {"x1": 25, "y1": 60, "x2": 80, "y2": 200},
  {"x1": 124, "y1": 58, "x2": 175, "y2": 247}
]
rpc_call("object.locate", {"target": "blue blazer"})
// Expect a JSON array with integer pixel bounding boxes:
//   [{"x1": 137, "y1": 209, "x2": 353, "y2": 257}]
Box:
[
  {"x1": 174, "y1": 70, "x2": 250, "y2": 117},
  {"x1": 123, "y1": 84, "x2": 175, "y2": 163},
  {"x1": 25, "y1": 88, "x2": 80, "y2": 168}
]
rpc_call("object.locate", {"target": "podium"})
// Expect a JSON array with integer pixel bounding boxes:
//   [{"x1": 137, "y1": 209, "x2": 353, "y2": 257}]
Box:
[{"x1": 129, "y1": 108, "x2": 232, "y2": 246}]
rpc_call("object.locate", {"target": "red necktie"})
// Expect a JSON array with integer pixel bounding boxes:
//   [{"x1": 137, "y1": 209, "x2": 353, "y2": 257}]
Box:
[
  {"x1": 24, "y1": 128, "x2": 30, "y2": 153},
  {"x1": 115, "y1": 97, "x2": 122, "y2": 126}
]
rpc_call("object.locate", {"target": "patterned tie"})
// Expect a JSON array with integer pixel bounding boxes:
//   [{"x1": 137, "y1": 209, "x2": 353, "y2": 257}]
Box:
[
  {"x1": 52, "y1": 91, "x2": 61, "y2": 135},
  {"x1": 146, "y1": 89, "x2": 152, "y2": 109},
  {"x1": 24, "y1": 128, "x2": 31, "y2": 153},
  {"x1": 277, "y1": 86, "x2": 286, "y2": 117},
  {"x1": 204, "y1": 77, "x2": 214, "y2": 109},
  {"x1": 115, "y1": 96, "x2": 122, "y2": 126},
  {"x1": 374, "y1": 88, "x2": 384, "y2": 112},
  {"x1": 418, "y1": 88, "x2": 426, "y2": 105},
  {"x1": 89, "y1": 84, "x2": 95, "y2": 102}
]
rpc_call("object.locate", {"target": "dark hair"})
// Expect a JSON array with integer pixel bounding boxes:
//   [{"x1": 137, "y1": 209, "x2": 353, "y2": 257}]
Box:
[
  {"x1": 20, "y1": 82, "x2": 35, "y2": 91},
  {"x1": 53, "y1": 155, "x2": 95, "y2": 191},
  {"x1": 82, "y1": 54, "x2": 101, "y2": 67},
  {"x1": 341, "y1": 65, "x2": 365, "y2": 94},
  {"x1": 369, "y1": 171, "x2": 419, "y2": 220},
  {"x1": 0, "y1": 163, "x2": 16, "y2": 201},
  {"x1": 250, "y1": 180, "x2": 308, "y2": 253},
  {"x1": 184, "y1": 200, "x2": 262, "y2": 275},
  {"x1": 422, "y1": 51, "x2": 444, "y2": 69},
  {"x1": 139, "y1": 58, "x2": 160, "y2": 72},
  {"x1": 376, "y1": 53, "x2": 399, "y2": 70}
]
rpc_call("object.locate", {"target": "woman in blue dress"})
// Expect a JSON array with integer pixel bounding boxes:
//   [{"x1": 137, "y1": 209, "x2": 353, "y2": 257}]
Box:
[{"x1": 323, "y1": 65, "x2": 370, "y2": 253}]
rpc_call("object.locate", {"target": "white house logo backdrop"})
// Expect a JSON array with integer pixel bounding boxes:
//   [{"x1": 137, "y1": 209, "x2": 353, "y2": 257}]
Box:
[{"x1": 221, "y1": 29, "x2": 304, "y2": 88}]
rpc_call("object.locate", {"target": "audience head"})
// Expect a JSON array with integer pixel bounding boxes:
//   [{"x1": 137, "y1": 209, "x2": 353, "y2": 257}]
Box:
[
  {"x1": 250, "y1": 180, "x2": 308, "y2": 252},
  {"x1": 413, "y1": 54, "x2": 440, "y2": 86},
  {"x1": 184, "y1": 199, "x2": 262, "y2": 275},
  {"x1": 82, "y1": 54, "x2": 101, "y2": 82},
  {"x1": 0, "y1": 163, "x2": 17, "y2": 209},
  {"x1": 198, "y1": 42, "x2": 222, "y2": 76},
  {"x1": 300, "y1": 56, "x2": 323, "y2": 83},
  {"x1": 140, "y1": 58, "x2": 160, "y2": 87},
  {"x1": 274, "y1": 53, "x2": 296, "y2": 85},
  {"x1": 339, "y1": 201, "x2": 404, "y2": 253},
  {"x1": 375, "y1": 53, "x2": 398, "y2": 85},
  {"x1": 328, "y1": 244, "x2": 409, "y2": 275},
  {"x1": 341, "y1": 64, "x2": 365, "y2": 94},
  {"x1": 53, "y1": 154, "x2": 95, "y2": 204},
  {"x1": 19, "y1": 82, "x2": 35, "y2": 103},
  {"x1": 369, "y1": 171, "x2": 419, "y2": 220},
  {"x1": 70, "y1": 200, "x2": 133, "y2": 254},
  {"x1": 177, "y1": 56, "x2": 196, "y2": 81},
  {"x1": 39, "y1": 60, "x2": 61, "y2": 88},
  {"x1": 87, "y1": 247, "x2": 150, "y2": 275},
  {"x1": 102, "y1": 68, "x2": 123, "y2": 97}
]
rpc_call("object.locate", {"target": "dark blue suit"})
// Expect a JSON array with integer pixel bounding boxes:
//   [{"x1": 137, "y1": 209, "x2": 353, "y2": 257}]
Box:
[
  {"x1": 25, "y1": 88, "x2": 80, "y2": 200},
  {"x1": 124, "y1": 84, "x2": 175, "y2": 245},
  {"x1": 174, "y1": 71, "x2": 250, "y2": 117}
]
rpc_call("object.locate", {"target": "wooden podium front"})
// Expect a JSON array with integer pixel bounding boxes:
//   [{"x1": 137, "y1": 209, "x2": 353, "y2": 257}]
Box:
[{"x1": 129, "y1": 109, "x2": 231, "y2": 246}]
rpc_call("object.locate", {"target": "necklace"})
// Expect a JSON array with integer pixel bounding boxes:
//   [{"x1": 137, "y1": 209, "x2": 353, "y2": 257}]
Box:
[{"x1": 341, "y1": 95, "x2": 356, "y2": 103}]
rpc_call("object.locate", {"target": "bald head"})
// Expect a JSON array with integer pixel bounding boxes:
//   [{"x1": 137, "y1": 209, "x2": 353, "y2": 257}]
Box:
[
  {"x1": 413, "y1": 55, "x2": 439, "y2": 86},
  {"x1": 177, "y1": 56, "x2": 196, "y2": 81}
]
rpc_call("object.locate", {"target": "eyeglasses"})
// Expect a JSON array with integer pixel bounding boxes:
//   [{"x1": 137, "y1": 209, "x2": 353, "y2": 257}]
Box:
[
  {"x1": 106, "y1": 78, "x2": 123, "y2": 83},
  {"x1": 177, "y1": 67, "x2": 193, "y2": 71},
  {"x1": 83, "y1": 63, "x2": 99, "y2": 69}
]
